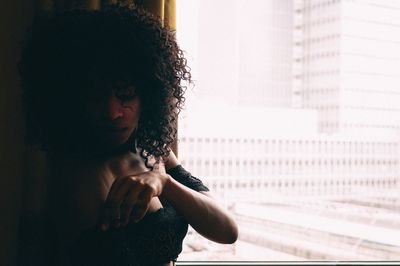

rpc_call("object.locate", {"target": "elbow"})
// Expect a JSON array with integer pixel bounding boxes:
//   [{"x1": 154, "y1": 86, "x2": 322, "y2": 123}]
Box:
[
  {"x1": 204, "y1": 218, "x2": 238, "y2": 244},
  {"x1": 221, "y1": 219, "x2": 239, "y2": 244},
  {"x1": 228, "y1": 221, "x2": 239, "y2": 244}
]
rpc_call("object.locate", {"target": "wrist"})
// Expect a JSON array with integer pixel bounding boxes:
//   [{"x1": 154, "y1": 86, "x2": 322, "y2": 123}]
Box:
[
  {"x1": 162, "y1": 174, "x2": 177, "y2": 199},
  {"x1": 161, "y1": 173, "x2": 174, "y2": 197}
]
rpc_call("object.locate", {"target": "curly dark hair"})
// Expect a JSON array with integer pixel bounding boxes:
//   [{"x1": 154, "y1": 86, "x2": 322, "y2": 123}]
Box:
[{"x1": 19, "y1": 4, "x2": 191, "y2": 163}]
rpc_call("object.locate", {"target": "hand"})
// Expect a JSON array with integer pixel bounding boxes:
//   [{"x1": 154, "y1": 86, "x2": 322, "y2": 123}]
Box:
[
  {"x1": 100, "y1": 160, "x2": 170, "y2": 230},
  {"x1": 162, "y1": 149, "x2": 179, "y2": 170}
]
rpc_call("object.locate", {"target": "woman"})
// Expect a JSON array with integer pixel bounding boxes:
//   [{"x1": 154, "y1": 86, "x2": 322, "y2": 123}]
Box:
[{"x1": 18, "y1": 4, "x2": 238, "y2": 266}]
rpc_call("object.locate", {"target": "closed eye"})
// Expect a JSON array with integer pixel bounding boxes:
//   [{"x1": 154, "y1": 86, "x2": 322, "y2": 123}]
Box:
[{"x1": 115, "y1": 85, "x2": 138, "y2": 102}]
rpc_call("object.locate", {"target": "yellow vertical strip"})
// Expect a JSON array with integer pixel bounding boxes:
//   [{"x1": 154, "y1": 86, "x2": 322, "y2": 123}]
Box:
[
  {"x1": 132, "y1": 0, "x2": 176, "y2": 29},
  {"x1": 83, "y1": 0, "x2": 101, "y2": 10},
  {"x1": 142, "y1": 0, "x2": 165, "y2": 25},
  {"x1": 141, "y1": 0, "x2": 178, "y2": 155},
  {"x1": 164, "y1": 0, "x2": 178, "y2": 155},
  {"x1": 164, "y1": 0, "x2": 176, "y2": 30}
]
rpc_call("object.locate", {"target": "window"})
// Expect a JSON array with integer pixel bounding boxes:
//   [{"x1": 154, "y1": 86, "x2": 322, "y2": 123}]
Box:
[{"x1": 176, "y1": 0, "x2": 400, "y2": 262}]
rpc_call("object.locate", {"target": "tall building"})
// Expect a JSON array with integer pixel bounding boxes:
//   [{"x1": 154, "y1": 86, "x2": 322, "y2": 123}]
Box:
[
  {"x1": 296, "y1": 0, "x2": 400, "y2": 136},
  {"x1": 235, "y1": 0, "x2": 293, "y2": 107},
  {"x1": 178, "y1": 0, "x2": 293, "y2": 107},
  {"x1": 176, "y1": 0, "x2": 400, "y2": 261}
]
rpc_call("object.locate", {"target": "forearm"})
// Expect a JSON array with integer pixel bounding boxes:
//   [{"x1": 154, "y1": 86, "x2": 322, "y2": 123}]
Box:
[{"x1": 162, "y1": 176, "x2": 238, "y2": 244}]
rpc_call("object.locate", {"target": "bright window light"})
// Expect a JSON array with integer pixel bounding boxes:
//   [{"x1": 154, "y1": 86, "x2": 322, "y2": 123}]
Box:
[{"x1": 177, "y1": 0, "x2": 400, "y2": 261}]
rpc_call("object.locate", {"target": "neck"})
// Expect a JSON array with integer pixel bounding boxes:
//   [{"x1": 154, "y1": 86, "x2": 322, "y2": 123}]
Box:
[{"x1": 51, "y1": 137, "x2": 138, "y2": 165}]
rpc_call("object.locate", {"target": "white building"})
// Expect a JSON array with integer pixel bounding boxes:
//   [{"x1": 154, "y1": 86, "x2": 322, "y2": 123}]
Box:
[
  {"x1": 295, "y1": 0, "x2": 400, "y2": 136},
  {"x1": 179, "y1": 105, "x2": 400, "y2": 203},
  {"x1": 177, "y1": 0, "x2": 294, "y2": 107},
  {"x1": 176, "y1": 1, "x2": 400, "y2": 261}
]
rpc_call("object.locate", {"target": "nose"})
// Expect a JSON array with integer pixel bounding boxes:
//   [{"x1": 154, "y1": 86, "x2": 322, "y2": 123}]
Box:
[{"x1": 106, "y1": 95, "x2": 124, "y2": 120}]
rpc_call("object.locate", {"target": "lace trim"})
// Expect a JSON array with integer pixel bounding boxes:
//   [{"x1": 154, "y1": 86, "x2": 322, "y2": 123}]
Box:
[{"x1": 166, "y1": 165, "x2": 209, "y2": 192}]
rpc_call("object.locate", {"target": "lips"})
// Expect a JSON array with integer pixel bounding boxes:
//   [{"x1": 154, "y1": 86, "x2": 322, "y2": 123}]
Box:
[
  {"x1": 106, "y1": 127, "x2": 128, "y2": 133},
  {"x1": 95, "y1": 124, "x2": 128, "y2": 133}
]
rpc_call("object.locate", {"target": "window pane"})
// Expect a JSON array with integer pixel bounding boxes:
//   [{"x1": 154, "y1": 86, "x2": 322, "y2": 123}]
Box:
[{"x1": 177, "y1": 0, "x2": 400, "y2": 261}]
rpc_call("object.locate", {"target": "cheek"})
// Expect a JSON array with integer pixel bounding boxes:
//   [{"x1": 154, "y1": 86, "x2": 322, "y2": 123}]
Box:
[
  {"x1": 124, "y1": 110, "x2": 140, "y2": 125},
  {"x1": 123, "y1": 102, "x2": 141, "y2": 125}
]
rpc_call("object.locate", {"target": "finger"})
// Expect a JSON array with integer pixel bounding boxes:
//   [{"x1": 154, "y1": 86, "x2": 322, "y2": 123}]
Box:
[
  {"x1": 105, "y1": 177, "x2": 126, "y2": 204},
  {"x1": 163, "y1": 149, "x2": 179, "y2": 170},
  {"x1": 100, "y1": 178, "x2": 123, "y2": 231},
  {"x1": 131, "y1": 187, "x2": 153, "y2": 223},
  {"x1": 98, "y1": 202, "x2": 110, "y2": 231},
  {"x1": 120, "y1": 182, "x2": 143, "y2": 226},
  {"x1": 131, "y1": 202, "x2": 150, "y2": 223},
  {"x1": 101, "y1": 177, "x2": 133, "y2": 230},
  {"x1": 110, "y1": 178, "x2": 135, "y2": 228}
]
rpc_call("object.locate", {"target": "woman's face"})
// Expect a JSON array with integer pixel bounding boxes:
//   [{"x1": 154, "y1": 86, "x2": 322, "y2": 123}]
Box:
[{"x1": 84, "y1": 84, "x2": 141, "y2": 150}]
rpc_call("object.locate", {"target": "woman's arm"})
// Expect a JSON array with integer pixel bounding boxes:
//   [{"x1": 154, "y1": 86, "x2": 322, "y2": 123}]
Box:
[
  {"x1": 101, "y1": 151, "x2": 238, "y2": 244},
  {"x1": 162, "y1": 174, "x2": 238, "y2": 244},
  {"x1": 162, "y1": 151, "x2": 238, "y2": 244}
]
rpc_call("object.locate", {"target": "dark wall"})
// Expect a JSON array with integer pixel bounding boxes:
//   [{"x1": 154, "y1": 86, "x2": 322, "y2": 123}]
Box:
[{"x1": 0, "y1": 1, "x2": 34, "y2": 265}]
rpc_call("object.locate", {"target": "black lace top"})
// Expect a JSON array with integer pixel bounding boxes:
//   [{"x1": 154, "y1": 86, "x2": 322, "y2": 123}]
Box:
[{"x1": 18, "y1": 165, "x2": 209, "y2": 266}]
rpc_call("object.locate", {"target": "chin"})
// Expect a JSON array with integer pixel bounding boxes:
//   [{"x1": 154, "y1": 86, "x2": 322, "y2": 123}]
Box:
[
  {"x1": 105, "y1": 134, "x2": 134, "y2": 151},
  {"x1": 104, "y1": 138, "x2": 129, "y2": 149}
]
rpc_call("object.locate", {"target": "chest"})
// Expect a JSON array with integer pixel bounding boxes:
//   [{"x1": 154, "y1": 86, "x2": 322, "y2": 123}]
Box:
[{"x1": 49, "y1": 155, "x2": 163, "y2": 244}]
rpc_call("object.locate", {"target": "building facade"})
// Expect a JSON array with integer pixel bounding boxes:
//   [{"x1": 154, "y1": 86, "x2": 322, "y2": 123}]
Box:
[
  {"x1": 179, "y1": 134, "x2": 400, "y2": 202},
  {"x1": 296, "y1": 0, "x2": 400, "y2": 135},
  {"x1": 176, "y1": 0, "x2": 400, "y2": 260}
]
